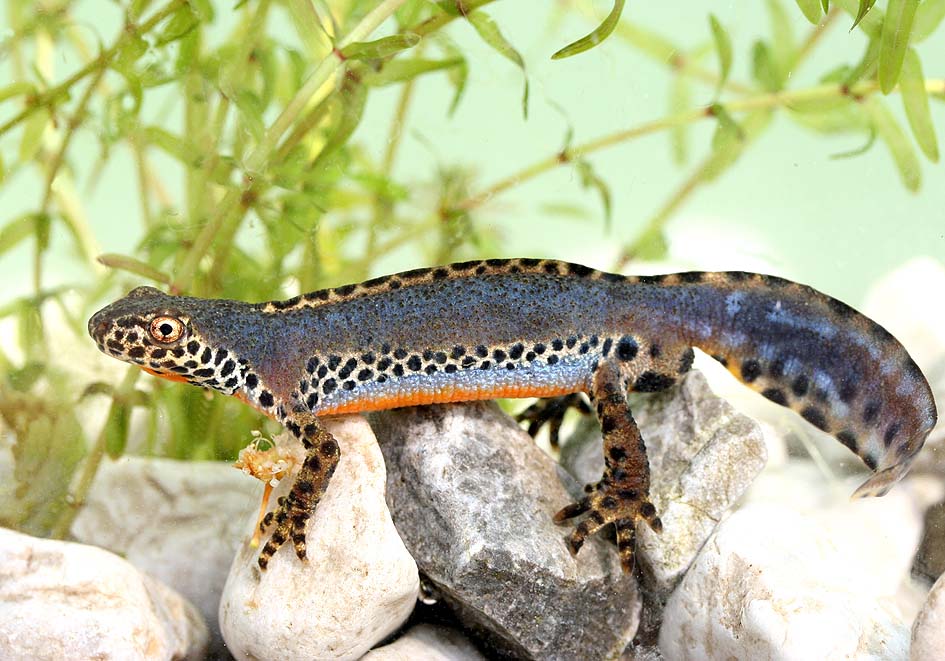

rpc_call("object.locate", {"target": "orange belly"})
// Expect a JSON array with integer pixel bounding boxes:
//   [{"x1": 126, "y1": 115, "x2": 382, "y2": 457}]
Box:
[{"x1": 317, "y1": 382, "x2": 580, "y2": 416}]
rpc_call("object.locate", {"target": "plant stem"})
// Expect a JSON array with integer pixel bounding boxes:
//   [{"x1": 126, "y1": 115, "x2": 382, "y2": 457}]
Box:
[
  {"x1": 455, "y1": 77, "x2": 944, "y2": 213},
  {"x1": 173, "y1": 0, "x2": 411, "y2": 292}
]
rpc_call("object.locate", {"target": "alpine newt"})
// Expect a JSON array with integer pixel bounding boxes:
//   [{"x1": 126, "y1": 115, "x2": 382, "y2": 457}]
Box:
[{"x1": 88, "y1": 259, "x2": 938, "y2": 572}]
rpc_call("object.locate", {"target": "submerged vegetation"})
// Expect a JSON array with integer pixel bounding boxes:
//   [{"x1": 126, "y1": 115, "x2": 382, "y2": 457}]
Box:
[{"x1": 0, "y1": 0, "x2": 942, "y2": 538}]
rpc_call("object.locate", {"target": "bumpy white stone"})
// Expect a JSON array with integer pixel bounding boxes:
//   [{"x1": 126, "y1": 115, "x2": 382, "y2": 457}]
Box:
[
  {"x1": 912, "y1": 572, "x2": 945, "y2": 661},
  {"x1": 660, "y1": 493, "x2": 923, "y2": 661},
  {"x1": 362, "y1": 624, "x2": 486, "y2": 660},
  {"x1": 71, "y1": 456, "x2": 261, "y2": 654},
  {"x1": 0, "y1": 527, "x2": 207, "y2": 660},
  {"x1": 219, "y1": 415, "x2": 419, "y2": 661}
]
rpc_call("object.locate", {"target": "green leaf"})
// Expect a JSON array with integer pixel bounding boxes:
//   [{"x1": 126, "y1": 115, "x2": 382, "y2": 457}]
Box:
[
  {"x1": 114, "y1": 33, "x2": 148, "y2": 77},
  {"x1": 19, "y1": 108, "x2": 49, "y2": 162},
  {"x1": 708, "y1": 14, "x2": 733, "y2": 96},
  {"x1": 878, "y1": 0, "x2": 919, "y2": 93},
  {"x1": 436, "y1": 38, "x2": 468, "y2": 115},
  {"x1": 766, "y1": 0, "x2": 797, "y2": 71},
  {"x1": 105, "y1": 405, "x2": 130, "y2": 458},
  {"x1": 314, "y1": 74, "x2": 367, "y2": 166},
  {"x1": 446, "y1": 56, "x2": 469, "y2": 115},
  {"x1": 189, "y1": 0, "x2": 215, "y2": 21},
  {"x1": 704, "y1": 104, "x2": 746, "y2": 181},
  {"x1": 899, "y1": 48, "x2": 939, "y2": 161},
  {"x1": 341, "y1": 32, "x2": 421, "y2": 60},
  {"x1": 912, "y1": 0, "x2": 945, "y2": 42},
  {"x1": 396, "y1": 0, "x2": 426, "y2": 27},
  {"x1": 156, "y1": 3, "x2": 200, "y2": 47},
  {"x1": 852, "y1": 0, "x2": 878, "y2": 29},
  {"x1": 0, "y1": 81, "x2": 35, "y2": 103},
  {"x1": 865, "y1": 97, "x2": 921, "y2": 191},
  {"x1": 844, "y1": 36, "x2": 880, "y2": 85},
  {"x1": 465, "y1": 10, "x2": 529, "y2": 117},
  {"x1": 822, "y1": 0, "x2": 830, "y2": 13},
  {"x1": 551, "y1": 0, "x2": 626, "y2": 59},
  {"x1": 362, "y1": 57, "x2": 464, "y2": 87},
  {"x1": 795, "y1": 0, "x2": 823, "y2": 23},
  {"x1": 0, "y1": 214, "x2": 38, "y2": 258},
  {"x1": 575, "y1": 160, "x2": 613, "y2": 229},
  {"x1": 632, "y1": 227, "x2": 669, "y2": 261},
  {"x1": 233, "y1": 90, "x2": 266, "y2": 141},
  {"x1": 142, "y1": 126, "x2": 194, "y2": 165},
  {"x1": 96, "y1": 253, "x2": 172, "y2": 284},
  {"x1": 751, "y1": 41, "x2": 782, "y2": 91},
  {"x1": 830, "y1": 126, "x2": 877, "y2": 158}
]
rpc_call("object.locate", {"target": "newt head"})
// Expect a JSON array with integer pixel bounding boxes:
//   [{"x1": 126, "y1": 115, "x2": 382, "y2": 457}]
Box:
[{"x1": 88, "y1": 286, "x2": 250, "y2": 396}]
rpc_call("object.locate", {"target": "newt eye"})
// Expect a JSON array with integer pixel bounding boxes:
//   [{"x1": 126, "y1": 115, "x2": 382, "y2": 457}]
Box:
[{"x1": 149, "y1": 316, "x2": 184, "y2": 343}]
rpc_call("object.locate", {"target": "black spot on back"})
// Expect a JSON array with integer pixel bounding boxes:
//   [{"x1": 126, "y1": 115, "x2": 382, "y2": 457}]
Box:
[
  {"x1": 837, "y1": 430, "x2": 858, "y2": 453},
  {"x1": 678, "y1": 348, "x2": 695, "y2": 374},
  {"x1": 883, "y1": 422, "x2": 901, "y2": 448},
  {"x1": 801, "y1": 406, "x2": 828, "y2": 431},
  {"x1": 838, "y1": 380, "x2": 857, "y2": 404},
  {"x1": 791, "y1": 375, "x2": 809, "y2": 397},
  {"x1": 616, "y1": 337, "x2": 638, "y2": 361},
  {"x1": 863, "y1": 400, "x2": 881, "y2": 425},
  {"x1": 827, "y1": 297, "x2": 856, "y2": 318},
  {"x1": 567, "y1": 263, "x2": 594, "y2": 277},
  {"x1": 762, "y1": 388, "x2": 788, "y2": 406},
  {"x1": 741, "y1": 359, "x2": 762, "y2": 383}
]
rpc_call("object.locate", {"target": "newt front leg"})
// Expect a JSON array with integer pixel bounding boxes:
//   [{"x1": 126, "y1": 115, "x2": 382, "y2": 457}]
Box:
[
  {"x1": 555, "y1": 361, "x2": 663, "y2": 572},
  {"x1": 257, "y1": 413, "x2": 341, "y2": 570}
]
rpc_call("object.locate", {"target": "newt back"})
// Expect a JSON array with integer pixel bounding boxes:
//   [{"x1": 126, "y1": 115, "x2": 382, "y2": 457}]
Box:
[{"x1": 89, "y1": 259, "x2": 937, "y2": 502}]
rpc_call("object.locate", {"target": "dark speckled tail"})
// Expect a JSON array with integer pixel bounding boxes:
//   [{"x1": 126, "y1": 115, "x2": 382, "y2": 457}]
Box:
[{"x1": 647, "y1": 271, "x2": 937, "y2": 495}]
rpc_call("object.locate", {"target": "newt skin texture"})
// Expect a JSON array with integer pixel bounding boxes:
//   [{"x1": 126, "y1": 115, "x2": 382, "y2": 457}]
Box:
[{"x1": 88, "y1": 259, "x2": 938, "y2": 572}]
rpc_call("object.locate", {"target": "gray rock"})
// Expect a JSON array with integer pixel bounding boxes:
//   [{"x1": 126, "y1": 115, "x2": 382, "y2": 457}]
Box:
[
  {"x1": 220, "y1": 415, "x2": 419, "y2": 661},
  {"x1": 0, "y1": 527, "x2": 207, "y2": 660},
  {"x1": 71, "y1": 456, "x2": 260, "y2": 657},
  {"x1": 370, "y1": 402, "x2": 639, "y2": 661},
  {"x1": 915, "y1": 499, "x2": 945, "y2": 582},
  {"x1": 363, "y1": 624, "x2": 486, "y2": 660},
  {"x1": 559, "y1": 370, "x2": 767, "y2": 595}
]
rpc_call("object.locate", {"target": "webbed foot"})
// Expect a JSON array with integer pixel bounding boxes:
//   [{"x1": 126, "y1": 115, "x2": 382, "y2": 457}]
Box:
[{"x1": 554, "y1": 481, "x2": 661, "y2": 573}]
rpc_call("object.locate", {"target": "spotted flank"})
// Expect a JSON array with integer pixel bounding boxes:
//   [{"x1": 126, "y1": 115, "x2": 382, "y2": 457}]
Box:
[{"x1": 89, "y1": 258, "x2": 938, "y2": 572}]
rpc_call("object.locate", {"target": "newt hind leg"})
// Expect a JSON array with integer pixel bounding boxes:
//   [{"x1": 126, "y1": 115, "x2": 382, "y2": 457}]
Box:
[
  {"x1": 257, "y1": 414, "x2": 340, "y2": 570},
  {"x1": 516, "y1": 393, "x2": 592, "y2": 448},
  {"x1": 554, "y1": 361, "x2": 662, "y2": 573}
]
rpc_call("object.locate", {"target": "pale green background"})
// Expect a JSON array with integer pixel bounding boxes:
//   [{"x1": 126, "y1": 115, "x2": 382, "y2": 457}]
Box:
[{"x1": 1, "y1": 2, "x2": 943, "y2": 305}]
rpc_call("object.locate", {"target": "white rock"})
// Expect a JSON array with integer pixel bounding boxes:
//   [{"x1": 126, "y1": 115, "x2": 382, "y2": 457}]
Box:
[
  {"x1": 362, "y1": 624, "x2": 486, "y2": 660},
  {"x1": 912, "y1": 572, "x2": 945, "y2": 661},
  {"x1": 745, "y1": 460, "x2": 934, "y2": 609},
  {"x1": 220, "y1": 415, "x2": 419, "y2": 661},
  {"x1": 71, "y1": 456, "x2": 261, "y2": 654},
  {"x1": 0, "y1": 527, "x2": 207, "y2": 660},
  {"x1": 660, "y1": 503, "x2": 918, "y2": 661}
]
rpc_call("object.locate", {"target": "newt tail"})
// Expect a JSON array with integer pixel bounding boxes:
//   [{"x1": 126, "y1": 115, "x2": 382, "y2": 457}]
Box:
[{"x1": 88, "y1": 259, "x2": 937, "y2": 571}]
